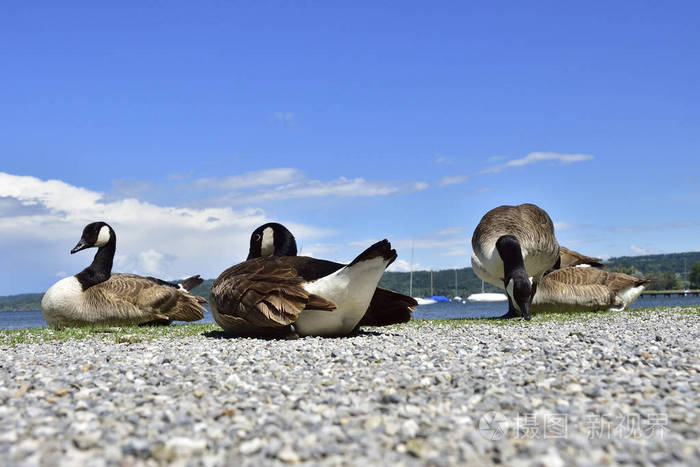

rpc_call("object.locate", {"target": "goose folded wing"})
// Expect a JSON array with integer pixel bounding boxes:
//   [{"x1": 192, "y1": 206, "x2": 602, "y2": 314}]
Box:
[
  {"x1": 212, "y1": 257, "x2": 337, "y2": 328},
  {"x1": 360, "y1": 287, "x2": 416, "y2": 326},
  {"x1": 102, "y1": 274, "x2": 181, "y2": 319}
]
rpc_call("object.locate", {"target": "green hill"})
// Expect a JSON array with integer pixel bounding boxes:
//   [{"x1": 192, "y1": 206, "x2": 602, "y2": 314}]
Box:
[
  {"x1": 0, "y1": 293, "x2": 45, "y2": 312},
  {"x1": 3, "y1": 251, "x2": 699, "y2": 311}
]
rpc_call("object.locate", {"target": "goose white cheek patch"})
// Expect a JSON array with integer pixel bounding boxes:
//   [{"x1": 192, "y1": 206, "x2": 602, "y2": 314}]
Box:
[
  {"x1": 260, "y1": 227, "x2": 274, "y2": 256},
  {"x1": 94, "y1": 226, "x2": 111, "y2": 247}
]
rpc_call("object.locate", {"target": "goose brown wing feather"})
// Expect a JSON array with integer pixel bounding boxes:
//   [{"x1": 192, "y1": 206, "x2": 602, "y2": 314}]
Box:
[
  {"x1": 533, "y1": 281, "x2": 620, "y2": 313},
  {"x1": 211, "y1": 257, "x2": 337, "y2": 328},
  {"x1": 558, "y1": 246, "x2": 604, "y2": 268},
  {"x1": 545, "y1": 267, "x2": 648, "y2": 294},
  {"x1": 89, "y1": 273, "x2": 205, "y2": 322}
]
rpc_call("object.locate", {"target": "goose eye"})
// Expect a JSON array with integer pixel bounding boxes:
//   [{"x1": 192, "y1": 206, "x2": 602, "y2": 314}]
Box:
[{"x1": 254, "y1": 234, "x2": 261, "y2": 242}]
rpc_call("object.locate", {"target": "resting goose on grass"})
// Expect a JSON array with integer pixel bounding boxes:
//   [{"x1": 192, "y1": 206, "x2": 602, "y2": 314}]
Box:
[
  {"x1": 547, "y1": 245, "x2": 604, "y2": 272},
  {"x1": 41, "y1": 222, "x2": 206, "y2": 328},
  {"x1": 533, "y1": 267, "x2": 650, "y2": 313},
  {"x1": 471, "y1": 203, "x2": 559, "y2": 320},
  {"x1": 210, "y1": 232, "x2": 410, "y2": 337},
  {"x1": 245, "y1": 222, "x2": 416, "y2": 326}
]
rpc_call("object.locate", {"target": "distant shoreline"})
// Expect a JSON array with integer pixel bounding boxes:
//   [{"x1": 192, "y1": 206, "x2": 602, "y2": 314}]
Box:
[{"x1": 4, "y1": 249, "x2": 700, "y2": 309}]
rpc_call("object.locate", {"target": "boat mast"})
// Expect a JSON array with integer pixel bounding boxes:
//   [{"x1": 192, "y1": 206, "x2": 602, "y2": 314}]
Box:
[
  {"x1": 409, "y1": 240, "x2": 414, "y2": 296},
  {"x1": 454, "y1": 269, "x2": 458, "y2": 297}
]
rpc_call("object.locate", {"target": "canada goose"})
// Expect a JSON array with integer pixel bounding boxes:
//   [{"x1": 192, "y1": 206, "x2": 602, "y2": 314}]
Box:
[
  {"x1": 471, "y1": 203, "x2": 559, "y2": 319},
  {"x1": 41, "y1": 222, "x2": 206, "y2": 328},
  {"x1": 246, "y1": 222, "x2": 416, "y2": 326},
  {"x1": 532, "y1": 267, "x2": 650, "y2": 313},
  {"x1": 210, "y1": 238, "x2": 405, "y2": 337},
  {"x1": 546, "y1": 246, "x2": 604, "y2": 273},
  {"x1": 246, "y1": 222, "x2": 297, "y2": 259}
]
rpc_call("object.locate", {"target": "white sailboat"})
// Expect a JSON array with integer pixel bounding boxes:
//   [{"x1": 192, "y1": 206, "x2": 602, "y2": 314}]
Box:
[
  {"x1": 467, "y1": 280, "x2": 507, "y2": 302},
  {"x1": 415, "y1": 297, "x2": 438, "y2": 305}
]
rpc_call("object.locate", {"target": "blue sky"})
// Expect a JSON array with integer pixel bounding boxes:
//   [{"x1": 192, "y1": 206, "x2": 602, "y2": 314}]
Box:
[{"x1": 1, "y1": 2, "x2": 699, "y2": 294}]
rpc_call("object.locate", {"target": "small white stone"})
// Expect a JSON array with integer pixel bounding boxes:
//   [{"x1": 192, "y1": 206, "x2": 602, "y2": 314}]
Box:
[
  {"x1": 277, "y1": 445, "x2": 300, "y2": 463},
  {"x1": 239, "y1": 438, "x2": 264, "y2": 455},
  {"x1": 401, "y1": 419, "x2": 420, "y2": 438}
]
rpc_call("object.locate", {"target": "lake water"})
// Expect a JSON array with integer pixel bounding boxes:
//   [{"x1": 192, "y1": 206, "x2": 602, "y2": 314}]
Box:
[{"x1": 2, "y1": 294, "x2": 698, "y2": 330}]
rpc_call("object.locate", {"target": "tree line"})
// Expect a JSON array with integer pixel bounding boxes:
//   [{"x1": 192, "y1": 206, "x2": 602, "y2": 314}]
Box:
[{"x1": 3, "y1": 251, "x2": 700, "y2": 311}]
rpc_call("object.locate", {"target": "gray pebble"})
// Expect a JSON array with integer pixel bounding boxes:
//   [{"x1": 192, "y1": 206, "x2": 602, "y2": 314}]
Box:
[{"x1": 0, "y1": 308, "x2": 697, "y2": 465}]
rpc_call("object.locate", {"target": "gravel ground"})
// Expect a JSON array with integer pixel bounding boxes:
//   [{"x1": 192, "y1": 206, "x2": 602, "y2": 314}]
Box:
[{"x1": 1, "y1": 308, "x2": 698, "y2": 466}]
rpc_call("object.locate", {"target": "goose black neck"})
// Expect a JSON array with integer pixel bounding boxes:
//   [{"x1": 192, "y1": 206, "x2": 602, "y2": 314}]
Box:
[
  {"x1": 75, "y1": 237, "x2": 115, "y2": 291},
  {"x1": 496, "y1": 235, "x2": 527, "y2": 281},
  {"x1": 276, "y1": 234, "x2": 298, "y2": 256}
]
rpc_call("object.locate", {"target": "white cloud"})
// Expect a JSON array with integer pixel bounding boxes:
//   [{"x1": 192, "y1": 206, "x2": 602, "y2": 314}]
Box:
[
  {"x1": 629, "y1": 245, "x2": 661, "y2": 255},
  {"x1": 195, "y1": 168, "x2": 427, "y2": 205},
  {"x1": 611, "y1": 221, "x2": 696, "y2": 233},
  {"x1": 440, "y1": 247, "x2": 470, "y2": 257},
  {"x1": 387, "y1": 259, "x2": 421, "y2": 272},
  {"x1": 435, "y1": 156, "x2": 454, "y2": 165},
  {"x1": 481, "y1": 152, "x2": 594, "y2": 174},
  {"x1": 438, "y1": 175, "x2": 469, "y2": 186},
  {"x1": 0, "y1": 172, "x2": 330, "y2": 285},
  {"x1": 436, "y1": 226, "x2": 463, "y2": 236},
  {"x1": 272, "y1": 112, "x2": 295, "y2": 123},
  {"x1": 108, "y1": 179, "x2": 153, "y2": 199},
  {"x1": 137, "y1": 249, "x2": 171, "y2": 276},
  {"x1": 196, "y1": 168, "x2": 302, "y2": 190},
  {"x1": 554, "y1": 221, "x2": 588, "y2": 231},
  {"x1": 222, "y1": 177, "x2": 428, "y2": 205},
  {"x1": 298, "y1": 242, "x2": 344, "y2": 259}
]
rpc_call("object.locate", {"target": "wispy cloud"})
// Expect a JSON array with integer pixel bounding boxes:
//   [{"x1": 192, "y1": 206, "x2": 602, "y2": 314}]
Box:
[
  {"x1": 610, "y1": 221, "x2": 697, "y2": 233},
  {"x1": 438, "y1": 175, "x2": 469, "y2": 186},
  {"x1": 629, "y1": 245, "x2": 662, "y2": 255},
  {"x1": 387, "y1": 259, "x2": 421, "y2": 272},
  {"x1": 272, "y1": 112, "x2": 295, "y2": 125},
  {"x1": 230, "y1": 177, "x2": 427, "y2": 204},
  {"x1": 435, "y1": 156, "x2": 454, "y2": 165},
  {"x1": 370, "y1": 235, "x2": 469, "y2": 258},
  {"x1": 196, "y1": 168, "x2": 303, "y2": 190},
  {"x1": 555, "y1": 220, "x2": 697, "y2": 234},
  {"x1": 436, "y1": 226, "x2": 464, "y2": 236},
  {"x1": 202, "y1": 169, "x2": 428, "y2": 205},
  {"x1": 103, "y1": 179, "x2": 153, "y2": 202},
  {"x1": 481, "y1": 152, "x2": 594, "y2": 174},
  {"x1": 554, "y1": 221, "x2": 590, "y2": 231}
]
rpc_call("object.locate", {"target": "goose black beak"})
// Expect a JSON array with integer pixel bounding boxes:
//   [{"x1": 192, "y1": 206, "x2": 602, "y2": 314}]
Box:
[{"x1": 70, "y1": 239, "x2": 90, "y2": 254}]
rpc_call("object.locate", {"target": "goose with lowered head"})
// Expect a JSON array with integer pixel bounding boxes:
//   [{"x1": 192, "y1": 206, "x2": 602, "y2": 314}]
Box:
[
  {"x1": 41, "y1": 222, "x2": 206, "y2": 328},
  {"x1": 471, "y1": 203, "x2": 560, "y2": 319}
]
